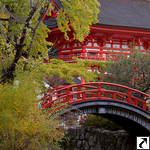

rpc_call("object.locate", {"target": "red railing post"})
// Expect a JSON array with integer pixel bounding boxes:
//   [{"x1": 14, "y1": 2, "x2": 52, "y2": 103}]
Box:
[
  {"x1": 134, "y1": 99, "x2": 138, "y2": 106},
  {"x1": 78, "y1": 86, "x2": 81, "y2": 99},
  {"x1": 105, "y1": 92, "x2": 108, "y2": 97},
  {"x1": 70, "y1": 87, "x2": 73, "y2": 99},
  {"x1": 66, "y1": 88, "x2": 70, "y2": 103},
  {"x1": 127, "y1": 90, "x2": 132, "y2": 104},
  {"x1": 82, "y1": 92, "x2": 86, "y2": 101},
  {"x1": 49, "y1": 96, "x2": 52, "y2": 107},
  {"x1": 97, "y1": 83, "x2": 101, "y2": 98},
  {"x1": 142, "y1": 102, "x2": 146, "y2": 111},
  {"x1": 113, "y1": 92, "x2": 116, "y2": 100}
]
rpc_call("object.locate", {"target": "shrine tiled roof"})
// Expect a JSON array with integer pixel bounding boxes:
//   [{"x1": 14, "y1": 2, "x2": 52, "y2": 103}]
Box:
[
  {"x1": 43, "y1": 17, "x2": 57, "y2": 29},
  {"x1": 43, "y1": 0, "x2": 150, "y2": 30},
  {"x1": 60, "y1": 75, "x2": 81, "y2": 85},
  {"x1": 97, "y1": 0, "x2": 150, "y2": 30}
]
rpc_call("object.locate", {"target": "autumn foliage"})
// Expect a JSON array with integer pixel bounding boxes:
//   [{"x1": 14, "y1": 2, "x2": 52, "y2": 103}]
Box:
[{"x1": 0, "y1": 72, "x2": 65, "y2": 150}]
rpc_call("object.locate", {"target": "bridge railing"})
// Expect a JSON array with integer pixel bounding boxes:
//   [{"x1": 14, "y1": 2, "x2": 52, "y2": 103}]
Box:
[{"x1": 42, "y1": 82, "x2": 150, "y2": 112}]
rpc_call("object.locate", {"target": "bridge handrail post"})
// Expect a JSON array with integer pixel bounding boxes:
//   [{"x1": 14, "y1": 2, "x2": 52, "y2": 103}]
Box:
[
  {"x1": 134, "y1": 98, "x2": 138, "y2": 106},
  {"x1": 142, "y1": 102, "x2": 146, "y2": 111},
  {"x1": 66, "y1": 88, "x2": 71, "y2": 103},
  {"x1": 127, "y1": 90, "x2": 132, "y2": 104},
  {"x1": 77, "y1": 85, "x2": 81, "y2": 99},
  {"x1": 113, "y1": 92, "x2": 116, "y2": 100},
  {"x1": 49, "y1": 96, "x2": 52, "y2": 107},
  {"x1": 105, "y1": 92, "x2": 108, "y2": 97},
  {"x1": 70, "y1": 87, "x2": 73, "y2": 99},
  {"x1": 82, "y1": 92, "x2": 86, "y2": 100},
  {"x1": 97, "y1": 83, "x2": 101, "y2": 98}
]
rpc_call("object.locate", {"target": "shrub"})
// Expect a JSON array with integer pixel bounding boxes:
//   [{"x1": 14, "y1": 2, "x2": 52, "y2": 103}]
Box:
[{"x1": 80, "y1": 115, "x2": 122, "y2": 131}]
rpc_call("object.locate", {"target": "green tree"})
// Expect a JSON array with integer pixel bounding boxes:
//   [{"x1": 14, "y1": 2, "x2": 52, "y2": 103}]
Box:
[
  {"x1": 100, "y1": 50, "x2": 150, "y2": 94},
  {"x1": 0, "y1": 0, "x2": 100, "y2": 83},
  {"x1": 80, "y1": 115, "x2": 122, "y2": 131}
]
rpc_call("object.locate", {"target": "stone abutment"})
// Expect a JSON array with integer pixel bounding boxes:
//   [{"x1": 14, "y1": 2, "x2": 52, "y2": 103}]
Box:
[{"x1": 60, "y1": 127, "x2": 136, "y2": 150}]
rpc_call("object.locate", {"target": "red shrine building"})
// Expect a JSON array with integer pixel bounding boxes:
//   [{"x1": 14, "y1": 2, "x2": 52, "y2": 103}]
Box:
[
  {"x1": 43, "y1": 0, "x2": 150, "y2": 64},
  {"x1": 42, "y1": 0, "x2": 150, "y2": 124}
]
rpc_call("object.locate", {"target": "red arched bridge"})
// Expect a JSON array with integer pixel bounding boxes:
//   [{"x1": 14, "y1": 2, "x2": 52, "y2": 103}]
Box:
[{"x1": 42, "y1": 82, "x2": 150, "y2": 136}]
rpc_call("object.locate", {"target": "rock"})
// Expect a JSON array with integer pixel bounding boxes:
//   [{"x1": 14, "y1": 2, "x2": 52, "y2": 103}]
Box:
[
  {"x1": 80, "y1": 134, "x2": 85, "y2": 140},
  {"x1": 121, "y1": 143, "x2": 126, "y2": 150},
  {"x1": 77, "y1": 127, "x2": 84, "y2": 135},
  {"x1": 89, "y1": 136, "x2": 95, "y2": 146},
  {"x1": 84, "y1": 141, "x2": 89, "y2": 150},
  {"x1": 84, "y1": 126, "x2": 92, "y2": 132},
  {"x1": 68, "y1": 128, "x2": 76, "y2": 135},
  {"x1": 126, "y1": 144, "x2": 130, "y2": 150},
  {"x1": 107, "y1": 144, "x2": 113, "y2": 150},
  {"x1": 77, "y1": 140, "x2": 82, "y2": 148},
  {"x1": 85, "y1": 132, "x2": 90, "y2": 140},
  {"x1": 93, "y1": 135, "x2": 97, "y2": 143},
  {"x1": 74, "y1": 148, "x2": 80, "y2": 150},
  {"x1": 71, "y1": 139, "x2": 77, "y2": 147},
  {"x1": 85, "y1": 147, "x2": 89, "y2": 150},
  {"x1": 90, "y1": 146, "x2": 97, "y2": 150},
  {"x1": 60, "y1": 127, "x2": 135, "y2": 150},
  {"x1": 96, "y1": 138, "x2": 102, "y2": 150},
  {"x1": 117, "y1": 137, "x2": 122, "y2": 148},
  {"x1": 121, "y1": 135, "x2": 129, "y2": 144},
  {"x1": 91, "y1": 128, "x2": 97, "y2": 133},
  {"x1": 75, "y1": 134, "x2": 80, "y2": 140},
  {"x1": 82, "y1": 140, "x2": 86, "y2": 147}
]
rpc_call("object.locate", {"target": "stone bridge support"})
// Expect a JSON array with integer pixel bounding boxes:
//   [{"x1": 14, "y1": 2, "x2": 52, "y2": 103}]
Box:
[
  {"x1": 60, "y1": 127, "x2": 136, "y2": 150},
  {"x1": 70, "y1": 100, "x2": 150, "y2": 136}
]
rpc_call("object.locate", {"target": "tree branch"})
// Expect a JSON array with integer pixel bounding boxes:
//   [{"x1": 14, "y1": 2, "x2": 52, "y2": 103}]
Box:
[
  {"x1": 143, "y1": 84, "x2": 150, "y2": 93},
  {"x1": 4, "y1": 7, "x2": 25, "y2": 24},
  {"x1": 30, "y1": 0, "x2": 33, "y2": 8},
  {"x1": 1, "y1": 5, "x2": 40, "y2": 83},
  {"x1": 0, "y1": 21, "x2": 15, "y2": 46},
  {"x1": 23, "y1": 0, "x2": 52, "y2": 71},
  {"x1": 0, "y1": 60, "x2": 7, "y2": 75},
  {"x1": 0, "y1": 18, "x2": 9, "y2": 21}
]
